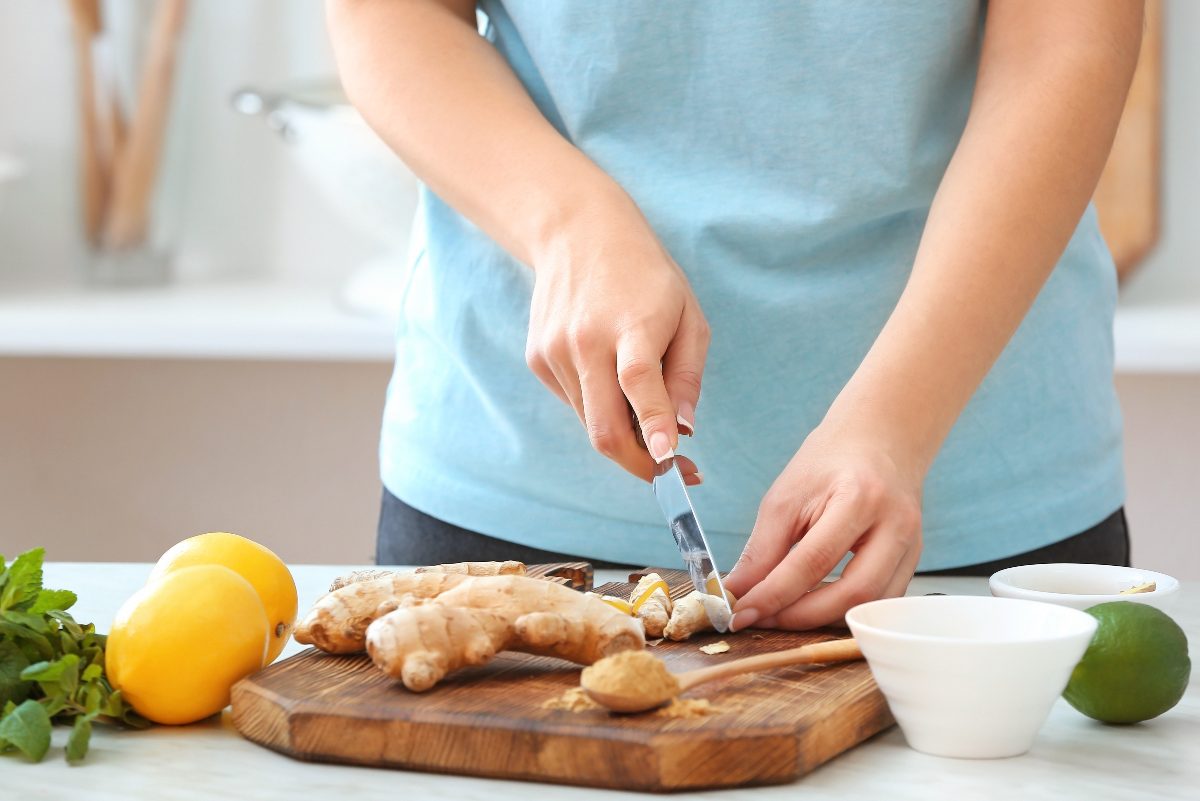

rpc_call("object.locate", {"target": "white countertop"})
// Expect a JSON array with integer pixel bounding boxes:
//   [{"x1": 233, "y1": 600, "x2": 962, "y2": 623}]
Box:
[
  {"x1": 2, "y1": 275, "x2": 1200, "y2": 371},
  {"x1": 0, "y1": 278, "x2": 395, "y2": 362},
  {"x1": 8, "y1": 563, "x2": 1199, "y2": 800}
]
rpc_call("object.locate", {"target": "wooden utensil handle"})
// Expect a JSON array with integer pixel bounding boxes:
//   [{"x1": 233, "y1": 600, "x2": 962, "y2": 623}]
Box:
[{"x1": 679, "y1": 638, "x2": 863, "y2": 690}]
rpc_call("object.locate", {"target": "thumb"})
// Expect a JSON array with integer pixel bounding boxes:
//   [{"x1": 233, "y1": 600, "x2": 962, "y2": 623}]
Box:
[{"x1": 662, "y1": 300, "x2": 710, "y2": 436}]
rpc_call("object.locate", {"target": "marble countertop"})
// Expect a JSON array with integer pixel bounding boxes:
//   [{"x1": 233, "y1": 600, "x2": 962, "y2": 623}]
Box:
[{"x1": 9, "y1": 563, "x2": 1197, "y2": 801}]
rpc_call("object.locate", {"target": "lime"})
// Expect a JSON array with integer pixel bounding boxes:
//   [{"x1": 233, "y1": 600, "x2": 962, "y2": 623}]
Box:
[{"x1": 1063, "y1": 601, "x2": 1190, "y2": 724}]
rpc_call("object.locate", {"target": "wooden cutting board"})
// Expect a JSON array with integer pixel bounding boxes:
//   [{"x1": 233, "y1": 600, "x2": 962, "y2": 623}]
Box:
[{"x1": 231, "y1": 566, "x2": 894, "y2": 792}]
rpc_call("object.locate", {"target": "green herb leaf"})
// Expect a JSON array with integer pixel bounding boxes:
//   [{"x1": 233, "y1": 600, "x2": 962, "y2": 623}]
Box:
[
  {"x1": 0, "y1": 621, "x2": 54, "y2": 661},
  {"x1": 2, "y1": 609, "x2": 49, "y2": 634},
  {"x1": 66, "y1": 714, "x2": 92, "y2": 763},
  {"x1": 20, "y1": 654, "x2": 75, "y2": 683},
  {"x1": 0, "y1": 642, "x2": 31, "y2": 707},
  {"x1": 0, "y1": 699, "x2": 52, "y2": 762},
  {"x1": 83, "y1": 682, "x2": 103, "y2": 716},
  {"x1": 0, "y1": 548, "x2": 150, "y2": 763},
  {"x1": 0, "y1": 548, "x2": 44, "y2": 612},
  {"x1": 30, "y1": 589, "x2": 77, "y2": 615}
]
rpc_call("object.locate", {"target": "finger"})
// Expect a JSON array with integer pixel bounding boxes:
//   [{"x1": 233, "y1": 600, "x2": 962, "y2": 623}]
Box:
[
  {"x1": 674, "y1": 455, "x2": 703, "y2": 486},
  {"x1": 662, "y1": 301, "x2": 709, "y2": 436},
  {"x1": 616, "y1": 336, "x2": 678, "y2": 464},
  {"x1": 547, "y1": 355, "x2": 585, "y2": 425},
  {"x1": 578, "y1": 351, "x2": 656, "y2": 479},
  {"x1": 525, "y1": 349, "x2": 571, "y2": 406},
  {"x1": 754, "y1": 524, "x2": 912, "y2": 630},
  {"x1": 882, "y1": 547, "x2": 921, "y2": 600},
  {"x1": 731, "y1": 497, "x2": 867, "y2": 628},
  {"x1": 723, "y1": 494, "x2": 808, "y2": 601}
]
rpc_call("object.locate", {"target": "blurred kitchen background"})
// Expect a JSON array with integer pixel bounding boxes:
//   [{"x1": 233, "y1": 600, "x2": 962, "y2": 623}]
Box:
[{"x1": 1, "y1": 1, "x2": 1198, "y2": 575}]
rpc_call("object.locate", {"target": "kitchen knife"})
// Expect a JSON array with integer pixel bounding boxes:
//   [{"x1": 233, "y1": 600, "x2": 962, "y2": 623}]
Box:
[{"x1": 632, "y1": 410, "x2": 734, "y2": 632}]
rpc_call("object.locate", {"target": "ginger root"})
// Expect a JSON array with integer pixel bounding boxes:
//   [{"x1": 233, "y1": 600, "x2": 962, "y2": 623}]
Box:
[
  {"x1": 294, "y1": 572, "x2": 470, "y2": 653},
  {"x1": 326, "y1": 561, "x2": 525, "y2": 592},
  {"x1": 365, "y1": 575, "x2": 645, "y2": 691},
  {"x1": 328, "y1": 569, "x2": 397, "y2": 592},
  {"x1": 414, "y1": 560, "x2": 526, "y2": 577},
  {"x1": 628, "y1": 573, "x2": 672, "y2": 638},
  {"x1": 664, "y1": 590, "x2": 730, "y2": 641}
]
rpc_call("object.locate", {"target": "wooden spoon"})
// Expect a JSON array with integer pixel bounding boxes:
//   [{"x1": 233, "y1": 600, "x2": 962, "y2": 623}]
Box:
[{"x1": 582, "y1": 637, "x2": 864, "y2": 713}]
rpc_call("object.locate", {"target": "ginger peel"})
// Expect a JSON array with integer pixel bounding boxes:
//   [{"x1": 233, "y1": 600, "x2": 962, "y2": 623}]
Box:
[{"x1": 628, "y1": 573, "x2": 672, "y2": 639}]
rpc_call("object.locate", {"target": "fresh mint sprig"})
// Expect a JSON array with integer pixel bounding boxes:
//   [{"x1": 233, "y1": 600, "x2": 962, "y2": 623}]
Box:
[{"x1": 0, "y1": 547, "x2": 148, "y2": 764}]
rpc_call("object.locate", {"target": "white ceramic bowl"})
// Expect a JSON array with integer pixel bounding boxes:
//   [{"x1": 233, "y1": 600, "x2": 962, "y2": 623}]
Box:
[
  {"x1": 989, "y1": 563, "x2": 1179, "y2": 613},
  {"x1": 845, "y1": 595, "x2": 1097, "y2": 759}
]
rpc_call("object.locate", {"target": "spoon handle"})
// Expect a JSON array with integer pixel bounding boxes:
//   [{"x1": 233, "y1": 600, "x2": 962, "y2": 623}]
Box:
[{"x1": 677, "y1": 638, "x2": 863, "y2": 691}]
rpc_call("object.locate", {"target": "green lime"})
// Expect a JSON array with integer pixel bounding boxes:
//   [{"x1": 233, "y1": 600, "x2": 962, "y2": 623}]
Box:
[{"x1": 1063, "y1": 601, "x2": 1190, "y2": 724}]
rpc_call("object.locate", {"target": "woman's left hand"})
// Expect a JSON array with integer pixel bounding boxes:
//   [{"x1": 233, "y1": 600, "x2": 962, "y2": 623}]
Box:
[{"x1": 722, "y1": 421, "x2": 926, "y2": 630}]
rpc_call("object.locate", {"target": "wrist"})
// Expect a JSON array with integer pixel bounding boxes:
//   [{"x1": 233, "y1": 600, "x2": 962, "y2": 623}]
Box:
[
  {"x1": 818, "y1": 384, "x2": 942, "y2": 485},
  {"x1": 525, "y1": 172, "x2": 642, "y2": 271}
]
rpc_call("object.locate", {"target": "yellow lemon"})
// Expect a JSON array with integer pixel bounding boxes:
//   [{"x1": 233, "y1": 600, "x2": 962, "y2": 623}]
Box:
[
  {"x1": 150, "y1": 532, "x2": 297, "y2": 663},
  {"x1": 107, "y1": 564, "x2": 269, "y2": 725}
]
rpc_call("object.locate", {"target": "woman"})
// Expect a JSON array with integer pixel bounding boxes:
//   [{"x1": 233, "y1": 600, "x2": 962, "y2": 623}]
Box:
[{"x1": 328, "y1": 1, "x2": 1142, "y2": 630}]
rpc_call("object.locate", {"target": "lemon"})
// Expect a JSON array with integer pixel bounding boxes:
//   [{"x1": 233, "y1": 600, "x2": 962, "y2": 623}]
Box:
[
  {"x1": 107, "y1": 565, "x2": 270, "y2": 725},
  {"x1": 1063, "y1": 601, "x2": 1191, "y2": 724},
  {"x1": 150, "y1": 532, "x2": 297, "y2": 663}
]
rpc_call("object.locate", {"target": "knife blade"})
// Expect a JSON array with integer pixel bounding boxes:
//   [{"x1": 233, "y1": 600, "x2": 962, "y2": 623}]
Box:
[
  {"x1": 650, "y1": 457, "x2": 733, "y2": 632},
  {"x1": 631, "y1": 407, "x2": 734, "y2": 632}
]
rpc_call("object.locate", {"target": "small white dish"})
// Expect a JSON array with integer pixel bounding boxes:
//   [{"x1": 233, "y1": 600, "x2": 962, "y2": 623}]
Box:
[
  {"x1": 846, "y1": 595, "x2": 1096, "y2": 759},
  {"x1": 989, "y1": 563, "x2": 1179, "y2": 613}
]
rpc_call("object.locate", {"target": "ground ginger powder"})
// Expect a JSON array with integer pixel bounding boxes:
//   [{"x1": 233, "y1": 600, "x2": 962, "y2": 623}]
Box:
[{"x1": 580, "y1": 650, "x2": 680, "y2": 707}]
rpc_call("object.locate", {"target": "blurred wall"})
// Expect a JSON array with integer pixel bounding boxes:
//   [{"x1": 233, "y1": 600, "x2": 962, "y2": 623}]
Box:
[
  {"x1": 1117, "y1": 376, "x2": 1200, "y2": 576},
  {"x1": 0, "y1": 357, "x2": 390, "y2": 564}
]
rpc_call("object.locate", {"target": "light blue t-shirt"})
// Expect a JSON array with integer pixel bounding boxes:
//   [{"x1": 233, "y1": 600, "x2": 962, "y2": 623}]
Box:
[{"x1": 380, "y1": 1, "x2": 1124, "y2": 571}]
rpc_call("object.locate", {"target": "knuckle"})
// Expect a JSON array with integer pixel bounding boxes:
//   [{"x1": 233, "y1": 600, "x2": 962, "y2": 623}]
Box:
[
  {"x1": 669, "y1": 367, "x2": 703, "y2": 396},
  {"x1": 617, "y1": 358, "x2": 658, "y2": 389},
  {"x1": 835, "y1": 473, "x2": 883, "y2": 510},
  {"x1": 524, "y1": 344, "x2": 544, "y2": 371},
  {"x1": 586, "y1": 424, "x2": 620, "y2": 457},
  {"x1": 801, "y1": 537, "x2": 842, "y2": 573},
  {"x1": 735, "y1": 540, "x2": 765, "y2": 570},
  {"x1": 565, "y1": 322, "x2": 600, "y2": 356},
  {"x1": 760, "y1": 490, "x2": 796, "y2": 521},
  {"x1": 893, "y1": 497, "x2": 923, "y2": 532},
  {"x1": 839, "y1": 581, "x2": 879, "y2": 610}
]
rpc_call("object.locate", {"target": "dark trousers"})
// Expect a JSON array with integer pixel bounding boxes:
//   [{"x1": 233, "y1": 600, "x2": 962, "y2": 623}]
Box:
[{"x1": 376, "y1": 488, "x2": 1129, "y2": 576}]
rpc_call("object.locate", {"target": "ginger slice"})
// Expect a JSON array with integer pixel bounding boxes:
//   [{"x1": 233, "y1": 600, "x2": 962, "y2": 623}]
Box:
[
  {"x1": 628, "y1": 573, "x2": 673, "y2": 638},
  {"x1": 664, "y1": 590, "x2": 730, "y2": 641},
  {"x1": 699, "y1": 640, "x2": 730, "y2": 655},
  {"x1": 1119, "y1": 581, "x2": 1156, "y2": 595}
]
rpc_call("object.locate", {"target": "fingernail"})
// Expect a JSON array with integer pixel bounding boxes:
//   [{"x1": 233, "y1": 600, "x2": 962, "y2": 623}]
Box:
[
  {"x1": 677, "y1": 403, "x2": 695, "y2": 436},
  {"x1": 692, "y1": 471, "x2": 704, "y2": 484},
  {"x1": 648, "y1": 431, "x2": 674, "y2": 463},
  {"x1": 731, "y1": 608, "x2": 759, "y2": 631}
]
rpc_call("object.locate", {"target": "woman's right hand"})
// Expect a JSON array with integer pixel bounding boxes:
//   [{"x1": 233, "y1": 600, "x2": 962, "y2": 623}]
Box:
[{"x1": 526, "y1": 189, "x2": 710, "y2": 484}]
